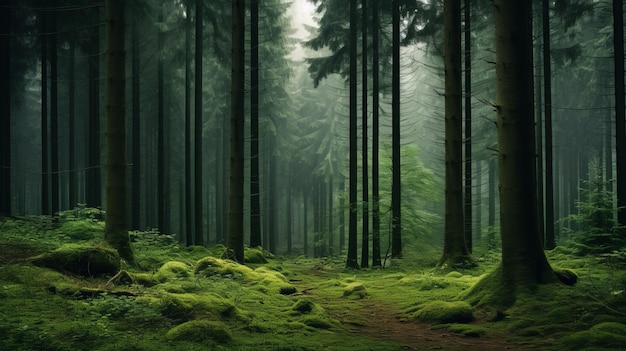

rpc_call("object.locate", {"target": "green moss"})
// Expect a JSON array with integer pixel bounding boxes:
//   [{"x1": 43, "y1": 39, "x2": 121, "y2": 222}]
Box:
[
  {"x1": 445, "y1": 271, "x2": 463, "y2": 278},
  {"x1": 152, "y1": 292, "x2": 239, "y2": 321},
  {"x1": 58, "y1": 220, "x2": 104, "y2": 241},
  {"x1": 245, "y1": 247, "x2": 268, "y2": 264},
  {"x1": 166, "y1": 320, "x2": 232, "y2": 344},
  {"x1": 409, "y1": 300, "x2": 473, "y2": 324},
  {"x1": 432, "y1": 323, "x2": 487, "y2": 337},
  {"x1": 29, "y1": 244, "x2": 120, "y2": 276},
  {"x1": 342, "y1": 282, "x2": 368, "y2": 299},
  {"x1": 154, "y1": 261, "x2": 191, "y2": 282},
  {"x1": 561, "y1": 322, "x2": 626, "y2": 350},
  {"x1": 292, "y1": 299, "x2": 316, "y2": 313}
]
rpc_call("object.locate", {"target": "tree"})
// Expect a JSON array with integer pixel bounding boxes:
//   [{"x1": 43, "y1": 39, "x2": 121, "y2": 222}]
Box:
[
  {"x1": 371, "y1": 0, "x2": 381, "y2": 267},
  {"x1": 391, "y1": 0, "x2": 402, "y2": 258},
  {"x1": 440, "y1": 0, "x2": 471, "y2": 267},
  {"x1": 250, "y1": 0, "x2": 262, "y2": 248},
  {"x1": 0, "y1": 0, "x2": 9, "y2": 216},
  {"x1": 614, "y1": 0, "x2": 626, "y2": 230},
  {"x1": 346, "y1": 0, "x2": 359, "y2": 269},
  {"x1": 542, "y1": 0, "x2": 555, "y2": 249},
  {"x1": 104, "y1": 0, "x2": 134, "y2": 263},
  {"x1": 463, "y1": 0, "x2": 472, "y2": 253},
  {"x1": 361, "y1": 0, "x2": 369, "y2": 268},
  {"x1": 40, "y1": 8, "x2": 49, "y2": 216},
  {"x1": 194, "y1": 0, "x2": 204, "y2": 245},
  {"x1": 227, "y1": 0, "x2": 245, "y2": 263},
  {"x1": 466, "y1": 0, "x2": 565, "y2": 307}
]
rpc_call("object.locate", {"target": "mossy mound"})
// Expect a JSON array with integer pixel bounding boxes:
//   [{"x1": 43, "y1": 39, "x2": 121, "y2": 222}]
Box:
[
  {"x1": 292, "y1": 299, "x2": 316, "y2": 313},
  {"x1": 432, "y1": 323, "x2": 487, "y2": 337},
  {"x1": 58, "y1": 220, "x2": 103, "y2": 241},
  {"x1": 561, "y1": 322, "x2": 626, "y2": 350},
  {"x1": 409, "y1": 300, "x2": 474, "y2": 324},
  {"x1": 342, "y1": 282, "x2": 368, "y2": 299},
  {"x1": 144, "y1": 291, "x2": 239, "y2": 321},
  {"x1": 154, "y1": 261, "x2": 191, "y2": 282},
  {"x1": 245, "y1": 246, "x2": 268, "y2": 264},
  {"x1": 30, "y1": 244, "x2": 120, "y2": 276},
  {"x1": 166, "y1": 320, "x2": 232, "y2": 344}
]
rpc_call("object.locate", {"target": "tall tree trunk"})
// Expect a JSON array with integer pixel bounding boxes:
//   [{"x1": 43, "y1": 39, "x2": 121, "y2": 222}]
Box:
[
  {"x1": 157, "y1": 8, "x2": 165, "y2": 233},
  {"x1": 440, "y1": 0, "x2": 471, "y2": 267},
  {"x1": 493, "y1": 0, "x2": 555, "y2": 295},
  {"x1": 328, "y1": 181, "x2": 334, "y2": 257},
  {"x1": 194, "y1": 0, "x2": 204, "y2": 245},
  {"x1": 463, "y1": 0, "x2": 472, "y2": 254},
  {"x1": 50, "y1": 6, "x2": 59, "y2": 217},
  {"x1": 371, "y1": 0, "x2": 381, "y2": 267},
  {"x1": 250, "y1": 0, "x2": 262, "y2": 248},
  {"x1": 488, "y1": 157, "x2": 496, "y2": 244},
  {"x1": 69, "y1": 38, "x2": 77, "y2": 209},
  {"x1": 346, "y1": 0, "x2": 360, "y2": 269},
  {"x1": 228, "y1": 0, "x2": 246, "y2": 263},
  {"x1": 287, "y1": 172, "x2": 292, "y2": 254},
  {"x1": 391, "y1": 0, "x2": 402, "y2": 258},
  {"x1": 303, "y1": 190, "x2": 309, "y2": 256},
  {"x1": 104, "y1": 0, "x2": 133, "y2": 262},
  {"x1": 131, "y1": 6, "x2": 141, "y2": 230},
  {"x1": 339, "y1": 179, "x2": 345, "y2": 256},
  {"x1": 184, "y1": 0, "x2": 193, "y2": 244},
  {"x1": 87, "y1": 22, "x2": 101, "y2": 209},
  {"x1": 0, "y1": 0, "x2": 10, "y2": 215},
  {"x1": 268, "y1": 145, "x2": 277, "y2": 254},
  {"x1": 543, "y1": 0, "x2": 555, "y2": 249},
  {"x1": 613, "y1": 0, "x2": 626, "y2": 229},
  {"x1": 361, "y1": 0, "x2": 369, "y2": 268},
  {"x1": 41, "y1": 10, "x2": 49, "y2": 216}
]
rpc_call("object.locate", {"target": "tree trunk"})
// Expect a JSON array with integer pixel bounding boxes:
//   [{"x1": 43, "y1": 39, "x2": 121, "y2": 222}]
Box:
[
  {"x1": 41, "y1": 10, "x2": 49, "y2": 216},
  {"x1": 250, "y1": 0, "x2": 262, "y2": 248},
  {"x1": 194, "y1": 0, "x2": 204, "y2": 245},
  {"x1": 440, "y1": 0, "x2": 471, "y2": 267},
  {"x1": 130, "y1": 6, "x2": 141, "y2": 231},
  {"x1": 184, "y1": 0, "x2": 193, "y2": 244},
  {"x1": 0, "y1": 0, "x2": 10, "y2": 215},
  {"x1": 493, "y1": 0, "x2": 555, "y2": 294},
  {"x1": 463, "y1": 0, "x2": 472, "y2": 254},
  {"x1": 50, "y1": 6, "x2": 59, "y2": 217},
  {"x1": 346, "y1": 0, "x2": 359, "y2": 269},
  {"x1": 613, "y1": 0, "x2": 626, "y2": 229},
  {"x1": 361, "y1": 0, "x2": 369, "y2": 269},
  {"x1": 391, "y1": 0, "x2": 402, "y2": 259},
  {"x1": 371, "y1": 0, "x2": 381, "y2": 267},
  {"x1": 228, "y1": 0, "x2": 246, "y2": 263},
  {"x1": 157, "y1": 8, "x2": 165, "y2": 234},
  {"x1": 488, "y1": 157, "x2": 496, "y2": 244},
  {"x1": 87, "y1": 21, "x2": 101, "y2": 209},
  {"x1": 68, "y1": 38, "x2": 77, "y2": 210},
  {"x1": 104, "y1": 0, "x2": 133, "y2": 263},
  {"x1": 542, "y1": 0, "x2": 555, "y2": 249}
]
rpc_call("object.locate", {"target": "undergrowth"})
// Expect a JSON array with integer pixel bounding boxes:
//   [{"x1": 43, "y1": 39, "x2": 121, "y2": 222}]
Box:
[{"x1": 0, "y1": 214, "x2": 624, "y2": 351}]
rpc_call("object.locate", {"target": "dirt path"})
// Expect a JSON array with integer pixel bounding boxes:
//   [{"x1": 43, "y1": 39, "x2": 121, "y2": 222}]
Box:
[{"x1": 294, "y1": 273, "x2": 536, "y2": 351}]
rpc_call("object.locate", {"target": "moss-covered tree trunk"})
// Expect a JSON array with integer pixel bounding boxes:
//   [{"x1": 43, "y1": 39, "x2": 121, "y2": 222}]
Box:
[
  {"x1": 495, "y1": 0, "x2": 555, "y2": 292},
  {"x1": 104, "y1": 0, "x2": 133, "y2": 263},
  {"x1": 440, "y1": 0, "x2": 471, "y2": 267}
]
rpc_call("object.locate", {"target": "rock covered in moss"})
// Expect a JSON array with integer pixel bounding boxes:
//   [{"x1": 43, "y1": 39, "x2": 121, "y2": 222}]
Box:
[
  {"x1": 244, "y1": 247, "x2": 268, "y2": 264},
  {"x1": 30, "y1": 244, "x2": 120, "y2": 276},
  {"x1": 410, "y1": 300, "x2": 474, "y2": 324},
  {"x1": 292, "y1": 299, "x2": 316, "y2": 313},
  {"x1": 166, "y1": 320, "x2": 232, "y2": 344}
]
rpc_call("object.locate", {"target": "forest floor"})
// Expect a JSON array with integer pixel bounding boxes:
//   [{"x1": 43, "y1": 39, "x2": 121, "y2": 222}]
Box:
[{"x1": 1, "y1": 215, "x2": 626, "y2": 351}]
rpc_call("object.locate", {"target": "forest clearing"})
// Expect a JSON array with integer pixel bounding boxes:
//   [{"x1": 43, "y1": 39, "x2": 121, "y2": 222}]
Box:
[{"x1": 1, "y1": 214, "x2": 624, "y2": 351}]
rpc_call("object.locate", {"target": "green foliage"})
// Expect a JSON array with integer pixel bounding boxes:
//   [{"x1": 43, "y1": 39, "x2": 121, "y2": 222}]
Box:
[
  {"x1": 561, "y1": 322, "x2": 626, "y2": 350},
  {"x1": 30, "y1": 244, "x2": 120, "y2": 277},
  {"x1": 563, "y1": 176, "x2": 624, "y2": 255}
]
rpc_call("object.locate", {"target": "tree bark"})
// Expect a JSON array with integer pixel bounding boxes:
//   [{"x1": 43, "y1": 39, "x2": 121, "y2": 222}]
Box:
[
  {"x1": 371, "y1": 0, "x2": 381, "y2": 267},
  {"x1": 440, "y1": 0, "x2": 471, "y2": 267},
  {"x1": 227, "y1": 0, "x2": 246, "y2": 263},
  {"x1": 361, "y1": 0, "x2": 369, "y2": 268},
  {"x1": 463, "y1": 0, "x2": 472, "y2": 254},
  {"x1": 346, "y1": 0, "x2": 360, "y2": 269},
  {"x1": 104, "y1": 0, "x2": 133, "y2": 263},
  {"x1": 41, "y1": 9, "x2": 49, "y2": 216},
  {"x1": 0, "y1": 0, "x2": 10, "y2": 215},
  {"x1": 613, "y1": 0, "x2": 626, "y2": 229},
  {"x1": 194, "y1": 0, "x2": 204, "y2": 245},
  {"x1": 250, "y1": 0, "x2": 262, "y2": 248},
  {"x1": 391, "y1": 0, "x2": 402, "y2": 259}
]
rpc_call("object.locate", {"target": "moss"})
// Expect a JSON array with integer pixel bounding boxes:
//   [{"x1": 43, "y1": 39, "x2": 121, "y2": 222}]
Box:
[
  {"x1": 292, "y1": 299, "x2": 316, "y2": 313},
  {"x1": 561, "y1": 322, "x2": 626, "y2": 350},
  {"x1": 245, "y1": 246, "x2": 268, "y2": 264},
  {"x1": 154, "y1": 261, "x2": 191, "y2": 282},
  {"x1": 30, "y1": 244, "x2": 120, "y2": 276},
  {"x1": 58, "y1": 220, "x2": 103, "y2": 241},
  {"x1": 342, "y1": 282, "x2": 368, "y2": 299},
  {"x1": 445, "y1": 271, "x2": 463, "y2": 278},
  {"x1": 410, "y1": 300, "x2": 474, "y2": 324},
  {"x1": 432, "y1": 323, "x2": 487, "y2": 337},
  {"x1": 166, "y1": 320, "x2": 232, "y2": 344},
  {"x1": 301, "y1": 315, "x2": 336, "y2": 329}
]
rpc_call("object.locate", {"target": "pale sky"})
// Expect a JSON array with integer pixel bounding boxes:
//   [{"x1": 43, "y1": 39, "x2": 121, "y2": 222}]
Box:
[{"x1": 287, "y1": 0, "x2": 317, "y2": 60}]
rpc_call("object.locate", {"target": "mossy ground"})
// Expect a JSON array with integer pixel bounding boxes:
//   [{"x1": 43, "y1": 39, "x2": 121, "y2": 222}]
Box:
[{"x1": 1, "y1": 216, "x2": 625, "y2": 350}]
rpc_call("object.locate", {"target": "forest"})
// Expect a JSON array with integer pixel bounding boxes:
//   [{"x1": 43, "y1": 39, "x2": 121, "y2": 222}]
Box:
[{"x1": 1, "y1": 0, "x2": 626, "y2": 350}]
